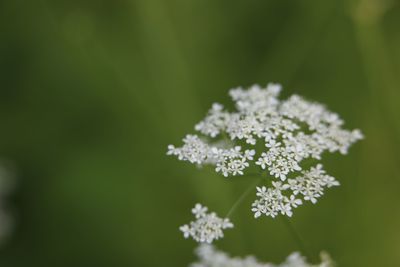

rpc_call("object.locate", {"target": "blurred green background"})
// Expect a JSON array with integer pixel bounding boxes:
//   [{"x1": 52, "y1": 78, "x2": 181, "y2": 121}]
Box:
[{"x1": 0, "y1": 0, "x2": 399, "y2": 266}]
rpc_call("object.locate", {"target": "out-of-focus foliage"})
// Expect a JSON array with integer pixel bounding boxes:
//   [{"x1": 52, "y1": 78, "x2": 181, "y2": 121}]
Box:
[{"x1": 0, "y1": 0, "x2": 399, "y2": 266}]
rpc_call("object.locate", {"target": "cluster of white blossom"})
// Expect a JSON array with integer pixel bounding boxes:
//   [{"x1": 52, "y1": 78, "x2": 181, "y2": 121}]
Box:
[
  {"x1": 251, "y1": 164, "x2": 339, "y2": 218},
  {"x1": 168, "y1": 83, "x2": 362, "y2": 178},
  {"x1": 180, "y1": 204, "x2": 233, "y2": 244},
  {"x1": 168, "y1": 135, "x2": 255, "y2": 177},
  {"x1": 190, "y1": 244, "x2": 334, "y2": 267},
  {"x1": 168, "y1": 84, "x2": 362, "y2": 218}
]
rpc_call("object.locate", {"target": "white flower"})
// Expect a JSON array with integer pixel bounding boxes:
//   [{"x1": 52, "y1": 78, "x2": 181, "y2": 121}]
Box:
[
  {"x1": 195, "y1": 103, "x2": 229, "y2": 138},
  {"x1": 265, "y1": 139, "x2": 281, "y2": 150},
  {"x1": 252, "y1": 164, "x2": 340, "y2": 218},
  {"x1": 190, "y1": 244, "x2": 335, "y2": 267},
  {"x1": 272, "y1": 181, "x2": 290, "y2": 191},
  {"x1": 280, "y1": 203, "x2": 293, "y2": 217},
  {"x1": 251, "y1": 204, "x2": 264, "y2": 219},
  {"x1": 180, "y1": 204, "x2": 233, "y2": 244},
  {"x1": 179, "y1": 224, "x2": 192, "y2": 238},
  {"x1": 255, "y1": 152, "x2": 270, "y2": 169},
  {"x1": 192, "y1": 203, "x2": 208, "y2": 219},
  {"x1": 256, "y1": 186, "x2": 269, "y2": 198},
  {"x1": 244, "y1": 149, "x2": 256, "y2": 160},
  {"x1": 252, "y1": 187, "x2": 285, "y2": 218},
  {"x1": 287, "y1": 195, "x2": 303, "y2": 208},
  {"x1": 168, "y1": 83, "x2": 363, "y2": 217}
]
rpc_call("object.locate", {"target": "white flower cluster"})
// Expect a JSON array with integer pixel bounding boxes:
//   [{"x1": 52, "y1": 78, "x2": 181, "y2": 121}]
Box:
[
  {"x1": 252, "y1": 164, "x2": 339, "y2": 218},
  {"x1": 168, "y1": 84, "x2": 363, "y2": 217},
  {"x1": 190, "y1": 244, "x2": 334, "y2": 267},
  {"x1": 168, "y1": 135, "x2": 255, "y2": 177},
  {"x1": 180, "y1": 204, "x2": 233, "y2": 244}
]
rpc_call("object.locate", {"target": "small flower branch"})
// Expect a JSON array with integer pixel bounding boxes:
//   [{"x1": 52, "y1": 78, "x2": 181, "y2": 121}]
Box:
[
  {"x1": 226, "y1": 178, "x2": 262, "y2": 218},
  {"x1": 281, "y1": 216, "x2": 315, "y2": 263}
]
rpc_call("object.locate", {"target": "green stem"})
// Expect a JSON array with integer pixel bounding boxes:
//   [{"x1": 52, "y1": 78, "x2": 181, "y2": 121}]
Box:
[
  {"x1": 281, "y1": 216, "x2": 315, "y2": 262},
  {"x1": 221, "y1": 132, "x2": 231, "y2": 142},
  {"x1": 226, "y1": 178, "x2": 261, "y2": 218}
]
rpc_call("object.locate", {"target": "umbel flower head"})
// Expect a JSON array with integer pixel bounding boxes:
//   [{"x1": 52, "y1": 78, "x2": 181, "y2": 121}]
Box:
[
  {"x1": 190, "y1": 244, "x2": 334, "y2": 267},
  {"x1": 251, "y1": 164, "x2": 339, "y2": 218},
  {"x1": 180, "y1": 204, "x2": 233, "y2": 244},
  {"x1": 168, "y1": 84, "x2": 363, "y2": 218}
]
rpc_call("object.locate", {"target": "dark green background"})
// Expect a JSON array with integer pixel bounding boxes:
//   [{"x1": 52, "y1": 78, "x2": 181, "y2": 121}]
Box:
[{"x1": 0, "y1": 0, "x2": 399, "y2": 266}]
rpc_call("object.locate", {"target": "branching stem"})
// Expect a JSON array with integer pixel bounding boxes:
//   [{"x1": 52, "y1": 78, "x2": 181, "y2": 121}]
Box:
[
  {"x1": 226, "y1": 178, "x2": 261, "y2": 218},
  {"x1": 281, "y1": 216, "x2": 315, "y2": 262}
]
